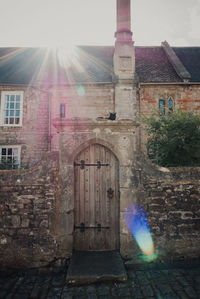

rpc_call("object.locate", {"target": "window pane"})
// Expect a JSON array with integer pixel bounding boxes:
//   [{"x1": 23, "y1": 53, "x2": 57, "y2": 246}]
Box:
[
  {"x1": 168, "y1": 98, "x2": 173, "y2": 111},
  {"x1": 8, "y1": 148, "x2": 12, "y2": 155},
  {"x1": 13, "y1": 148, "x2": 18, "y2": 155},
  {"x1": 10, "y1": 95, "x2": 15, "y2": 101},
  {"x1": 15, "y1": 118, "x2": 20, "y2": 124},
  {"x1": 10, "y1": 110, "x2": 14, "y2": 116},
  {"x1": 4, "y1": 118, "x2": 8, "y2": 124},
  {"x1": 16, "y1": 102, "x2": 20, "y2": 109},
  {"x1": 9, "y1": 118, "x2": 14, "y2": 124},
  {"x1": 10, "y1": 102, "x2": 14, "y2": 109},
  {"x1": 159, "y1": 99, "x2": 165, "y2": 114},
  {"x1": 5, "y1": 110, "x2": 9, "y2": 116},
  {"x1": 16, "y1": 95, "x2": 20, "y2": 102},
  {"x1": 5, "y1": 95, "x2": 9, "y2": 101},
  {"x1": 15, "y1": 110, "x2": 20, "y2": 117},
  {"x1": 2, "y1": 148, "x2": 6, "y2": 155}
]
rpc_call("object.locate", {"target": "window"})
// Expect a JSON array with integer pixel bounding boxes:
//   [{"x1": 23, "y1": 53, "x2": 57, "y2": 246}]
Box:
[
  {"x1": 159, "y1": 99, "x2": 165, "y2": 114},
  {"x1": 0, "y1": 91, "x2": 23, "y2": 126},
  {"x1": 168, "y1": 97, "x2": 173, "y2": 112},
  {"x1": 0, "y1": 146, "x2": 21, "y2": 169},
  {"x1": 159, "y1": 97, "x2": 174, "y2": 114},
  {"x1": 60, "y1": 104, "x2": 66, "y2": 118}
]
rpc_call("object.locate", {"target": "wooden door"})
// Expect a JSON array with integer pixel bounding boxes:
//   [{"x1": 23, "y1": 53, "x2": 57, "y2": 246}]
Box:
[{"x1": 74, "y1": 144, "x2": 119, "y2": 251}]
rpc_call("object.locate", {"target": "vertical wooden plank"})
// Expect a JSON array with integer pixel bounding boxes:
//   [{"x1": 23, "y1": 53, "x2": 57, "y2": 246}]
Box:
[
  {"x1": 84, "y1": 146, "x2": 90, "y2": 250},
  {"x1": 110, "y1": 153, "x2": 116, "y2": 249},
  {"x1": 89, "y1": 144, "x2": 95, "y2": 249},
  {"x1": 95, "y1": 144, "x2": 101, "y2": 250}
]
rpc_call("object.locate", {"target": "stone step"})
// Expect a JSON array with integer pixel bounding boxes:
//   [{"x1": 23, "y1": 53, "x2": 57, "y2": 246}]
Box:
[{"x1": 66, "y1": 250, "x2": 127, "y2": 285}]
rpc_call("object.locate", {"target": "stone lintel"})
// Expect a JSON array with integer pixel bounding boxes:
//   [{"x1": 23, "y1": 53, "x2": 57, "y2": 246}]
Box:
[{"x1": 53, "y1": 118, "x2": 139, "y2": 130}]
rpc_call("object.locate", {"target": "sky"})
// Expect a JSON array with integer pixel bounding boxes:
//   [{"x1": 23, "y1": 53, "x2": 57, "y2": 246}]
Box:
[{"x1": 0, "y1": 0, "x2": 199, "y2": 47}]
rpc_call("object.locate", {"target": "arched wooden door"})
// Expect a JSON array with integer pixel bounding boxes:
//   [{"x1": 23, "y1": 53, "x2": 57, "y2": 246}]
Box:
[{"x1": 74, "y1": 144, "x2": 119, "y2": 251}]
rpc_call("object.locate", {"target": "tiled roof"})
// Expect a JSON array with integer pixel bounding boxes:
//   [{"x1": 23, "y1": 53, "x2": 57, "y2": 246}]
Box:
[
  {"x1": 173, "y1": 47, "x2": 200, "y2": 82},
  {"x1": 0, "y1": 45, "x2": 200, "y2": 85},
  {"x1": 0, "y1": 46, "x2": 114, "y2": 85},
  {"x1": 135, "y1": 47, "x2": 182, "y2": 82}
]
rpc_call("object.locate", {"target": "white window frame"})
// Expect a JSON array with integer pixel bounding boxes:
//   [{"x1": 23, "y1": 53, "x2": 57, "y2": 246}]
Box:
[
  {"x1": 0, "y1": 145, "x2": 21, "y2": 169},
  {"x1": 0, "y1": 91, "x2": 24, "y2": 127}
]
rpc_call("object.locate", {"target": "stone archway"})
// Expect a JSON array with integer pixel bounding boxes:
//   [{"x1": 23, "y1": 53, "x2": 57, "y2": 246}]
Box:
[{"x1": 74, "y1": 143, "x2": 119, "y2": 251}]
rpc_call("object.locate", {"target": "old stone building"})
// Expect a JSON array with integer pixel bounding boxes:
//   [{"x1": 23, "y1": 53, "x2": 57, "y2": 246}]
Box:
[{"x1": 0, "y1": 0, "x2": 200, "y2": 267}]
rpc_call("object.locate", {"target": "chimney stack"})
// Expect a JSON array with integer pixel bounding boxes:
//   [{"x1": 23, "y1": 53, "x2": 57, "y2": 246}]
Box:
[
  {"x1": 115, "y1": 0, "x2": 133, "y2": 44},
  {"x1": 113, "y1": 0, "x2": 136, "y2": 121}
]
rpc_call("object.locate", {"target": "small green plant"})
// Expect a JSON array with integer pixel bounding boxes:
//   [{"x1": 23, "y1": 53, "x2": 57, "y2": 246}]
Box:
[{"x1": 142, "y1": 110, "x2": 200, "y2": 167}]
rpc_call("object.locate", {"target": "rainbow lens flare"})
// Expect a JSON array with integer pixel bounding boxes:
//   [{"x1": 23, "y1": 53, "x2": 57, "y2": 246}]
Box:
[{"x1": 125, "y1": 204, "x2": 157, "y2": 261}]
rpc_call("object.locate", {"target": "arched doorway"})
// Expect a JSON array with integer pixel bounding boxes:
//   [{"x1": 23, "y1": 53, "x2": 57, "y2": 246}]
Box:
[{"x1": 74, "y1": 143, "x2": 119, "y2": 251}]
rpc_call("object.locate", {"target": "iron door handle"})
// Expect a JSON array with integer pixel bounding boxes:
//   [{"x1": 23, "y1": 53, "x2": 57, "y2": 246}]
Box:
[{"x1": 107, "y1": 187, "x2": 114, "y2": 199}]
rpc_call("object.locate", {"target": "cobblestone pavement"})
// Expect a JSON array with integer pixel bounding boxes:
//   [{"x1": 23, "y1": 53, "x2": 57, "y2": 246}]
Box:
[{"x1": 1, "y1": 262, "x2": 200, "y2": 298}]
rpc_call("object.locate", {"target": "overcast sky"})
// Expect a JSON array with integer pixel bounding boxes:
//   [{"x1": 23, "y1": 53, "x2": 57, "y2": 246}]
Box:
[{"x1": 0, "y1": 0, "x2": 199, "y2": 47}]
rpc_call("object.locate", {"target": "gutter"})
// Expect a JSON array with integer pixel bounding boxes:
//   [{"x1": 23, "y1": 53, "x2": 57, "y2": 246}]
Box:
[{"x1": 140, "y1": 82, "x2": 200, "y2": 86}]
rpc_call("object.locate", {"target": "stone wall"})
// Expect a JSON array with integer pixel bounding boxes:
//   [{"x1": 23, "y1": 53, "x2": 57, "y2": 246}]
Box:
[
  {"x1": 122, "y1": 156, "x2": 200, "y2": 262},
  {"x1": 0, "y1": 152, "x2": 64, "y2": 268}
]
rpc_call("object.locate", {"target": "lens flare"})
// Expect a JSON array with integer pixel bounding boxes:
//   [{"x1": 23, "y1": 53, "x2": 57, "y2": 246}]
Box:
[
  {"x1": 125, "y1": 204, "x2": 157, "y2": 261},
  {"x1": 76, "y1": 84, "x2": 85, "y2": 96}
]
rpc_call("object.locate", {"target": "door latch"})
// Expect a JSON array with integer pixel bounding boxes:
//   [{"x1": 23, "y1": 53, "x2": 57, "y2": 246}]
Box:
[{"x1": 107, "y1": 187, "x2": 114, "y2": 199}]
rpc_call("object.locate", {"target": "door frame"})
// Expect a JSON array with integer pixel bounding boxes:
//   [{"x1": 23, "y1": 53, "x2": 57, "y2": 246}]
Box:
[{"x1": 73, "y1": 139, "x2": 120, "y2": 251}]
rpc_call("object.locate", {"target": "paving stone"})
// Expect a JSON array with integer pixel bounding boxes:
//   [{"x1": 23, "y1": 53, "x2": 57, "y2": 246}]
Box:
[
  {"x1": 87, "y1": 294, "x2": 98, "y2": 299},
  {"x1": 0, "y1": 289, "x2": 7, "y2": 299},
  {"x1": 118, "y1": 287, "x2": 131, "y2": 297},
  {"x1": 87, "y1": 285, "x2": 96, "y2": 294},
  {"x1": 141, "y1": 284, "x2": 154, "y2": 297},
  {"x1": 51, "y1": 274, "x2": 65, "y2": 287},
  {"x1": 98, "y1": 285, "x2": 110, "y2": 295},
  {"x1": 170, "y1": 281, "x2": 183, "y2": 291},
  {"x1": 184, "y1": 286, "x2": 198, "y2": 298},
  {"x1": 74, "y1": 286, "x2": 85, "y2": 296},
  {"x1": 46, "y1": 287, "x2": 62, "y2": 298},
  {"x1": 61, "y1": 286, "x2": 74, "y2": 298},
  {"x1": 12, "y1": 295, "x2": 29, "y2": 299},
  {"x1": 111, "y1": 287, "x2": 117, "y2": 296},
  {"x1": 176, "y1": 276, "x2": 190, "y2": 286},
  {"x1": 177, "y1": 290, "x2": 190, "y2": 299},
  {"x1": 30, "y1": 282, "x2": 41, "y2": 298},
  {"x1": 157, "y1": 283, "x2": 175, "y2": 295},
  {"x1": 40, "y1": 283, "x2": 50, "y2": 299},
  {"x1": 132, "y1": 287, "x2": 144, "y2": 298}
]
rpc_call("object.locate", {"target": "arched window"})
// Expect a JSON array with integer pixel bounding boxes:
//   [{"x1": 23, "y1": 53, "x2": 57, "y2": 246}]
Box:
[
  {"x1": 159, "y1": 99, "x2": 165, "y2": 114},
  {"x1": 168, "y1": 97, "x2": 173, "y2": 112}
]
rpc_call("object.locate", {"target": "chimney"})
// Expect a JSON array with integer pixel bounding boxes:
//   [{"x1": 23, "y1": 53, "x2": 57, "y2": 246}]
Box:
[
  {"x1": 113, "y1": 0, "x2": 136, "y2": 121},
  {"x1": 115, "y1": 0, "x2": 133, "y2": 44}
]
